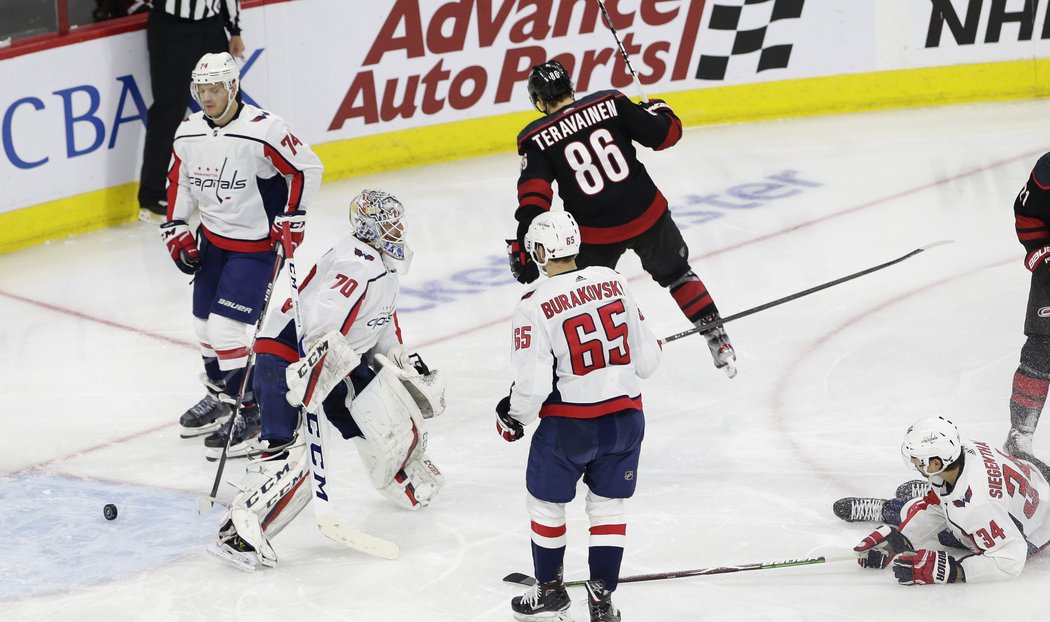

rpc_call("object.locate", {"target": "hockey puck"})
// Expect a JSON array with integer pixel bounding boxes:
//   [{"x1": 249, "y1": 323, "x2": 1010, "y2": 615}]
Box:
[{"x1": 103, "y1": 504, "x2": 118, "y2": 520}]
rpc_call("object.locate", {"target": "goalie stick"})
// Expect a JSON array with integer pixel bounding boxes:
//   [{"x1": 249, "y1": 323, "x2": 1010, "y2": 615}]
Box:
[
  {"x1": 283, "y1": 231, "x2": 400, "y2": 561},
  {"x1": 660, "y1": 240, "x2": 955, "y2": 345},
  {"x1": 197, "y1": 251, "x2": 285, "y2": 516},
  {"x1": 594, "y1": 0, "x2": 648, "y2": 102},
  {"x1": 502, "y1": 554, "x2": 855, "y2": 587}
]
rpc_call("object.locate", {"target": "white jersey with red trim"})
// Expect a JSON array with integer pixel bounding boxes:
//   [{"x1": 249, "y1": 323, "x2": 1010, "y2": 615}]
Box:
[
  {"x1": 899, "y1": 440, "x2": 1050, "y2": 582},
  {"x1": 260, "y1": 235, "x2": 402, "y2": 358},
  {"x1": 509, "y1": 265, "x2": 661, "y2": 425},
  {"x1": 167, "y1": 103, "x2": 324, "y2": 252}
]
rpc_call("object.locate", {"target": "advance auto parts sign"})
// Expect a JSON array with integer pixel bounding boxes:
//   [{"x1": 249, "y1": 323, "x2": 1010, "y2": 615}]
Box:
[{"x1": 325, "y1": 0, "x2": 712, "y2": 135}]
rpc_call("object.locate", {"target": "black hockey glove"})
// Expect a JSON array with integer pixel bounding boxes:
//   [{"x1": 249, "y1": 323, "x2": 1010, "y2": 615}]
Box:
[
  {"x1": 507, "y1": 238, "x2": 539, "y2": 284},
  {"x1": 495, "y1": 395, "x2": 524, "y2": 442},
  {"x1": 853, "y1": 525, "x2": 913, "y2": 569},
  {"x1": 1025, "y1": 245, "x2": 1050, "y2": 288},
  {"x1": 640, "y1": 98, "x2": 674, "y2": 116}
]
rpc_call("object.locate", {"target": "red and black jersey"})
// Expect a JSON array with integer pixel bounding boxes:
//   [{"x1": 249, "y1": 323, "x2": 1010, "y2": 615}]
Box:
[
  {"x1": 1015, "y1": 152, "x2": 1050, "y2": 253},
  {"x1": 514, "y1": 90, "x2": 683, "y2": 246}
]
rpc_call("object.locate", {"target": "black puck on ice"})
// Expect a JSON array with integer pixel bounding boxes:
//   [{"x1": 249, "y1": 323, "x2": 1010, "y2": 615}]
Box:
[{"x1": 103, "y1": 504, "x2": 118, "y2": 520}]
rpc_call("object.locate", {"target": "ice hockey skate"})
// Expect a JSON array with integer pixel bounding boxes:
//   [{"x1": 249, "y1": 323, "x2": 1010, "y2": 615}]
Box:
[
  {"x1": 204, "y1": 402, "x2": 261, "y2": 461},
  {"x1": 832, "y1": 497, "x2": 887, "y2": 522},
  {"x1": 697, "y1": 314, "x2": 737, "y2": 378},
  {"x1": 179, "y1": 393, "x2": 232, "y2": 438},
  {"x1": 511, "y1": 577, "x2": 572, "y2": 622},
  {"x1": 585, "y1": 580, "x2": 620, "y2": 622},
  {"x1": 894, "y1": 479, "x2": 929, "y2": 500}
]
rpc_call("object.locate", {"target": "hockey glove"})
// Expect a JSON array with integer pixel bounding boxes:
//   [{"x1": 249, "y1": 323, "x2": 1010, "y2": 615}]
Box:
[
  {"x1": 507, "y1": 238, "x2": 539, "y2": 284},
  {"x1": 160, "y1": 219, "x2": 200, "y2": 274},
  {"x1": 892, "y1": 549, "x2": 961, "y2": 585},
  {"x1": 640, "y1": 98, "x2": 674, "y2": 116},
  {"x1": 271, "y1": 210, "x2": 307, "y2": 256},
  {"x1": 853, "y1": 525, "x2": 913, "y2": 569},
  {"x1": 496, "y1": 395, "x2": 524, "y2": 442},
  {"x1": 285, "y1": 331, "x2": 362, "y2": 413}
]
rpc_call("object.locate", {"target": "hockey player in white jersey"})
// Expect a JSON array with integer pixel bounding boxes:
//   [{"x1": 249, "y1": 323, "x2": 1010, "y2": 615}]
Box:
[
  {"x1": 851, "y1": 416, "x2": 1050, "y2": 584},
  {"x1": 208, "y1": 189, "x2": 446, "y2": 571},
  {"x1": 159, "y1": 52, "x2": 323, "y2": 455},
  {"x1": 496, "y1": 211, "x2": 661, "y2": 622}
]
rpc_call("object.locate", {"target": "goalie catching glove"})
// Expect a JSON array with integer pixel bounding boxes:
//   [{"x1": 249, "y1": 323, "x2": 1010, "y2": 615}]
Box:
[{"x1": 285, "y1": 330, "x2": 362, "y2": 413}]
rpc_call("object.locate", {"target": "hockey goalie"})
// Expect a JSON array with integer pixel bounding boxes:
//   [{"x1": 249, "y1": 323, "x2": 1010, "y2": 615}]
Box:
[{"x1": 209, "y1": 190, "x2": 447, "y2": 571}]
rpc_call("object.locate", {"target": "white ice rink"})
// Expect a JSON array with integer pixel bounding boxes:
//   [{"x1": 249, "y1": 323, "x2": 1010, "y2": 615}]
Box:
[{"x1": 3, "y1": 99, "x2": 1050, "y2": 621}]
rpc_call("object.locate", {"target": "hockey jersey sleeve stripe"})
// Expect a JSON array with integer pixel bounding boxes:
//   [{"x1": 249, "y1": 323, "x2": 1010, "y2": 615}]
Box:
[
  {"x1": 578, "y1": 192, "x2": 668, "y2": 245},
  {"x1": 1033, "y1": 169, "x2": 1050, "y2": 191},
  {"x1": 262, "y1": 143, "x2": 305, "y2": 211},
  {"x1": 539, "y1": 395, "x2": 642, "y2": 419},
  {"x1": 255, "y1": 337, "x2": 300, "y2": 364},
  {"x1": 655, "y1": 114, "x2": 683, "y2": 151},
  {"x1": 299, "y1": 264, "x2": 318, "y2": 291},
  {"x1": 166, "y1": 152, "x2": 182, "y2": 220},
  {"x1": 518, "y1": 178, "x2": 554, "y2": 210}
]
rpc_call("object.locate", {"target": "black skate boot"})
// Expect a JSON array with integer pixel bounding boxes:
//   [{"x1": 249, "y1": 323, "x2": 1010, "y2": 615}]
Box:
[
  {"x1": 832, "y1": 497, "x2": 887, "y2": 522},
  {"x1": 511, "y1": 577, "x2": 572, "y2": 622},
  {"x1": 204, "y1": 402, "x2": 261, "y2": 461},
  {"x1": 585, "y1": 579, "x2": 620, "y2": 622},
  {"x1": 894, "y1": 479, "x2": 929, "y2": 500},
  {"x1": 697, "y1": 313, "x2": 736, "y2": 378},
  {"x1": 179, "y1": 377, "x2": 232, "y2": 438}
]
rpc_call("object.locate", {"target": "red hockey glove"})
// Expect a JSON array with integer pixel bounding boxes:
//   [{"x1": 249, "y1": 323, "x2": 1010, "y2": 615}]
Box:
[
  {"x1": 853, "y1": 525, "x2": 913, "y2": 569},
  {"x1": 507, "y1": 238, "x2": 539, "y2": 284},
  {"x1": 640, "y1": 98, "x2": 673, "y2": 115},
  {"x1": 892, "y1": 549, "x2": 961, "y2": 585},
  {"x1": 271, "y1": 210, "x2": 307, "y2": 256},
  {"x1": 496, "y1": 395, "x2": 524, "y2": 442},
  {"x1": 159, "y1": 219, "x2": 200, "y2": 274}
]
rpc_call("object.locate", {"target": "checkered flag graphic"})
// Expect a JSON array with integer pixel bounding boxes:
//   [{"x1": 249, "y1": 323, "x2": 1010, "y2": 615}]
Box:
[{"x1": 696, "y1": 0, "x2": 805, "y2": 81}]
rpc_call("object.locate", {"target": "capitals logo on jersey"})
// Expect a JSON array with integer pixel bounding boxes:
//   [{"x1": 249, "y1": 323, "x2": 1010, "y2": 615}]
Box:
[
  {"x1": 953, "y1": 486, "x2": 973, "y2": 508},
  {"x1": 189, "y1": 158, "x2": 247, "y2": 203}
]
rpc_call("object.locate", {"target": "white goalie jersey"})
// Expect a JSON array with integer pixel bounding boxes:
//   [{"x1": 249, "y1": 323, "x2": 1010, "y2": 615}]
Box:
[
  {"x1": 899, "y1": 440, "x2": 1050, "y2": 582},
  {"x1": 509, "y1": 265, "x2": 661, "y2": 424},
  {"x1": 168, "y1": 103, "x2": 324, "y2": 252}
]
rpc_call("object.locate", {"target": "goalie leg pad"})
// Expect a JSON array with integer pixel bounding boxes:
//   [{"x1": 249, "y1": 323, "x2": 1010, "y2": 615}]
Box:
[
  {"x1": 350, "y1": 365, "x2": 431, "y2": 489},
  {"x1": 212, "y1": 442, "x2": 312, "y2": 569},
  {"x1": 375, "y1": 452, "x2": 445, "y2": 510}
]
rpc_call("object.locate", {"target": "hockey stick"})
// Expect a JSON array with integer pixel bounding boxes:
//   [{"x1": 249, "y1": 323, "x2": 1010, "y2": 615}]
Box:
[
  {"x1": 197, "y1": 251, "x2": 285, "y2": 515},
  {"x1": 502, "y1": 554, "x2": 856, "y2": 588},
  {"x1": 660, "y1": 240, "x2": 955, "y2": 345},
  {"x1": 283, "y1": 236, "x2": 400, "y2": 560},
  {"x1": 594, "y1": 0, "x2": 648, "y2": 102}
]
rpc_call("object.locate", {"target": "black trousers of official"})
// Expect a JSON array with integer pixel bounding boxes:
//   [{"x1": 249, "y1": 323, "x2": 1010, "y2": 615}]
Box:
[{"x1": 139, "y1": 10, "x2": 228, "y2": 207}]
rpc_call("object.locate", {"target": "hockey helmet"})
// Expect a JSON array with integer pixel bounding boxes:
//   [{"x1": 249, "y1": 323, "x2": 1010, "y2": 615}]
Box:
[
  {"x1": 525, "y1": 210, "x2": 580, "y2": 267},
  {"x1": 527, "y1": 60, "x2": 574, "y2": 112},
  {"x1": 900, "y1": 416, "x2": 963, "y2": 476},
  {"x1": 349, "y1": 190, "x2": 412, "y2": 273},
  {"x1": 190, "y1": 52, "x2": 240, "y2": 120}
]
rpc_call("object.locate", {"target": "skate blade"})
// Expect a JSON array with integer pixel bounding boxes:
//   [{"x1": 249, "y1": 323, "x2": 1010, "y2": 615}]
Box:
[
  {"x1": 206, "y1": 543, "x2": 260, "y2": 572},
  {"x1": 512, "y1": 610, "x2": 574, "y2": 622},
  {"x1": 179, "y1": 419, "x2": 227, "y2": 439}
]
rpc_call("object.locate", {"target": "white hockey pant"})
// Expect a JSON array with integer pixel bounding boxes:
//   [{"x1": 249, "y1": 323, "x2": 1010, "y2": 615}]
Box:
[
  {"x1": 350, "y1": 364, "x2": 444, "y2": 509},
  {"x1": 216, "y1": 442, "x2": 312, "y2": 567}
]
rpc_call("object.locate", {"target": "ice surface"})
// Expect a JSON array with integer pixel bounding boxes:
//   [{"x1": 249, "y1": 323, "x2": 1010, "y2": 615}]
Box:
[{"x1": 2, "y1": 100, "x2": 1049, "y2": 620}]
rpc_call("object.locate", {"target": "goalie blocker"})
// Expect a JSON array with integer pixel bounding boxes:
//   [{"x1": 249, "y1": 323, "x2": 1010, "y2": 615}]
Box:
[{"x1": 211, "y1": 335, "x2": 447, "y2": 570}]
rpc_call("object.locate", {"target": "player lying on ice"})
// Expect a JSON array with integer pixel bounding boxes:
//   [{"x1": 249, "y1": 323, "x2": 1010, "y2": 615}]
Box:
[
  {"x1": 209, "y1": 190, "x2": 447, "y2": 570},
  {"x1": 836, "y1": 416, "x2": 1050, "y2": 584}
]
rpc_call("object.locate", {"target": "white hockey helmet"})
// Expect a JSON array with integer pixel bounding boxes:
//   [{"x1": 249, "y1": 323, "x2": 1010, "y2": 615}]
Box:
[
  {"x1": 190, "y1": 52, "x2": 240, "y2": 120},
  {"x1": 350, "y1": 190, "x2": 412, "y2": 274},
  {"x1": 900, "y1": 416, "x2": 963, "y2": 476},
  {"x1": 525, "y1": 211, "x2": 580, "y2": 267}
]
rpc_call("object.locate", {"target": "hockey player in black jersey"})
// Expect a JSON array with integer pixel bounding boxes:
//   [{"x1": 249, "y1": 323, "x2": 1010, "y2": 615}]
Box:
[{"x1": 507, "y1": 60, "x2": 736, "y2": 377}]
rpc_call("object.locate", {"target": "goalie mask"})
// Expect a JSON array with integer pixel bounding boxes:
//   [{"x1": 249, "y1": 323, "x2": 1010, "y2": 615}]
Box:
[
  {"x1": 900, "y1": 416, "x2": 962, "y2": 480},
  {"x1": 527, "y1": 60, "x2": 574, "y2": 113},
  {"x1": 525, "y1": 211, "x2": 580, "y2": 268},
  {"x1": 350, "y1": 190, "x2": 413, "y2": 274},
  {"x1": 190, "y1": 52, "x2": 240, "y2": 121}
]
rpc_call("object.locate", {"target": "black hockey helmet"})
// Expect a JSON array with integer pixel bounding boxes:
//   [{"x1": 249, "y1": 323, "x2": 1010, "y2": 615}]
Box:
[{"x1": 527, "y1": 60, "x2": 574, "y2": 112}]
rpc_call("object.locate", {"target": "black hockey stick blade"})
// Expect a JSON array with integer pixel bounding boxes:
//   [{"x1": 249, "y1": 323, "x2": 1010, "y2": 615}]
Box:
[
  {"x1": 503, "y1": 554, "x2": 854, "y2": 588},
  {"x1": 660, "y1": 240, "x2": 955, "y2": 345}
]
